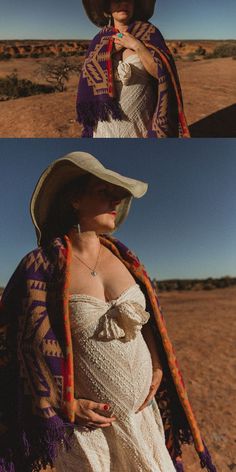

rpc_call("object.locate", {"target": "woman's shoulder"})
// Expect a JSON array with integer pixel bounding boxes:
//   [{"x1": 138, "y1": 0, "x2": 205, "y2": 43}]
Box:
[
  {"x1": 19, "y1": 245, "x2": 49, "y2": 269},
  {"x1": 90, "y1": 27, "x2": 110, "y2": 42},
  {"x1": 0, "y1": 243, "x2": 62, "y2": 306}
]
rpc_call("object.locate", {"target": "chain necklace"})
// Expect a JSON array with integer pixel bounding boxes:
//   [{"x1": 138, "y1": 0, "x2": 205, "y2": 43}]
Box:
[{"x1": 73, "y1": 243, "x2": 102, "y2": 277}]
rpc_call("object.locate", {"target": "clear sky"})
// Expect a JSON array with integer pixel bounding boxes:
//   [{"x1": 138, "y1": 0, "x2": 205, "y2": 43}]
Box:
[
  {"x1": 0, "y1": 0, "x2": 235, "y2": 40},
  {"x1": 0, "y1": 138, "x2": 236, "y2": 287}
]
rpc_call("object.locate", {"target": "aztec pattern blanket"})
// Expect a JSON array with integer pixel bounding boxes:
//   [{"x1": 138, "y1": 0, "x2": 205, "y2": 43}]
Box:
[
  {"x1": 76, "y1": 21, "x2": 190, "y2": 138},
  {"x1": 0, "y1": 236, "x2": 216, "y2": 472}
]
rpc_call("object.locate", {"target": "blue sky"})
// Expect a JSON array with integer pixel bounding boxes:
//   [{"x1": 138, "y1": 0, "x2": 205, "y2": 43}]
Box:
[
  {"x1": 0, "y1": 138, "x2": 236, "y2": 287},
  {"x1": 0, "y1": 0, "x2": 235, "y2": 40}
]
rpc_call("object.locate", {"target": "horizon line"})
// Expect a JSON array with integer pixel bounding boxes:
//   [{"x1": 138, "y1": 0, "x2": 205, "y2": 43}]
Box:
[
  {"x1": 1, "y1": 274, "x2": 236, "y2": 288},
  {"x1": 1, "y1": 37, "x2": 236, "y2": 42}
]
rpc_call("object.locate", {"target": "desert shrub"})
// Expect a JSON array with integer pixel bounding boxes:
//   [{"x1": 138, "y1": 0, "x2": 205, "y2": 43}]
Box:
[
  {"x1": 36, "y1": 58, "x2": 82, "y2": 92},
  {"x1": 0, "y1": 72, "x2": 55, "y2": 99},
  {"x1": 206, "y1": 43, "x2": 236, "y2": 59},
  {"x1": 15, "y1": 53, "x2": 27, "y2": 59},
  {"x1": 186, "y1": 52, "x2": 198, "y2": 61},
  {"x1": 195, "y1": 46, "x2": 206, "y2": 56},
  {"x1": 0, "y1": 53, "x2": 11, "y2": 61},
  {"x1": 40, "y1": 51, "x2": 56, "y2": 58},
  {"x1": 74, "y1": 51, "x2": 86, "y2": 57}
]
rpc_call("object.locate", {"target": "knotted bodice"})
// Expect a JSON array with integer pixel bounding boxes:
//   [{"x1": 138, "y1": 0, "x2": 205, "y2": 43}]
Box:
[{"x1": 69, "y1": 284, "x2": 153, "y2": 415}]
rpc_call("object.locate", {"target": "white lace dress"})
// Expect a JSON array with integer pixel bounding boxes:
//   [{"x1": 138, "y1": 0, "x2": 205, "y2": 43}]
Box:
[
  {"x1": 55, "y1": 284, "x2": 175, "y2": 472},
  {"x1": 93, "y1": 55, "x2": 156, "y2": 138}
]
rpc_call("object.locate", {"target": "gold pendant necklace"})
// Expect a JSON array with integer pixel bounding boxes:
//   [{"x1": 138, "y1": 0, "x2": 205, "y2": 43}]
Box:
[{"x1": 73, "y1": 244, "x2": 102, "y2": 277}]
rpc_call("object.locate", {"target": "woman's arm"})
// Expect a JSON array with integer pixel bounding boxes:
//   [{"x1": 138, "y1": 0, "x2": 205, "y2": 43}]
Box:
[{"x1": 112, "y1": 32, "x2": 158, "y2": 79}]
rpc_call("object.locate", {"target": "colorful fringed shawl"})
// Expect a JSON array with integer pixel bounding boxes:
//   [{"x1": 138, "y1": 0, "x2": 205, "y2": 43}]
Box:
[
  {"x1": 76, "y1": 21, "x2": 190, "y2": 138},
  {"x1": 0, "y1": 236, "x2": 216, "y2": 472}
]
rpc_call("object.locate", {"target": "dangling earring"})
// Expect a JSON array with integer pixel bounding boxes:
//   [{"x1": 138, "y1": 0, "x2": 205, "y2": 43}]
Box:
[
  {"x1": 72, "y1": 222, "x2": 81, "y2": 234},
  {"x1": 108, "y1": 14, "x2": 112, "y2": 27},
  {"x1": 72, "y1": 204, "x2": 81, "y2": 234}
]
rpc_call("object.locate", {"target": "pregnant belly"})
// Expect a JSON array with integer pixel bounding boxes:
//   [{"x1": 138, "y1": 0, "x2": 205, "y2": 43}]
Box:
[{"x1": 73, "y1": 333, "x2": 153, "y2": 418}]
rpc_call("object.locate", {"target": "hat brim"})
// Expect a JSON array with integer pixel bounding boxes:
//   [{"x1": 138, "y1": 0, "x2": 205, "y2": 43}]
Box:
[
  {"x1": 30, "y1": 151, "x2": 148, "y2": 245},
  {"x1": 82, "y1": 0, "x2": 156, "y2": 27}
]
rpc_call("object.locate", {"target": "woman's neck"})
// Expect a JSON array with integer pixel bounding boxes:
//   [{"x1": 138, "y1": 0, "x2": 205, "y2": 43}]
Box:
[
  {"x1": 69, "y1": 228, "x2": 101, "y2": 254},
  {"x1": 114, "y1": 21, "x2": 129, "y2": 33}
]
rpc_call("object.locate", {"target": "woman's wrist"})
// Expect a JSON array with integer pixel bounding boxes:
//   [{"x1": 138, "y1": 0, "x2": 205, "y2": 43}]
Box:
[
  {"x1": 153, "y1": 363, "x2": 162, "y2": 372},
  {"x1": 133, "y1": 40, "x2": 145, "y2": 54}
]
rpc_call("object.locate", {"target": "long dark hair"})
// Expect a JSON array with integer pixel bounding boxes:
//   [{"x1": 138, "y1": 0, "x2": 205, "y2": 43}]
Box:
[{"x1": 41, "y1": 174, "x2": 91, "y2": 247}]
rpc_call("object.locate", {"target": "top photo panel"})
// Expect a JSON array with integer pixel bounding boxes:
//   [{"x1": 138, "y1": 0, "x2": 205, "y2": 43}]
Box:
[{"x1": 0, "y1": 0, "x2": 235, "y2": 138}]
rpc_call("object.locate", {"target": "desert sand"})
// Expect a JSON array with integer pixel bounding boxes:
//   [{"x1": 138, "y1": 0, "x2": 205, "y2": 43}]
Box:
[
  {"x1": 0, "y1": 53, "x2": 235, "y2": 138},
  {"x1": 158, "y1": 286, "x2": 236, "y2": 471}
]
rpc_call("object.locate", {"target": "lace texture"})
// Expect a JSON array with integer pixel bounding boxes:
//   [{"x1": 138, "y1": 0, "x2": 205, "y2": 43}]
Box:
[
  {"x1": 55, "y1": 284, "x2": 176, "y2": 472},
  {"x1": 93, "y1": 55, "x2": 155, "y2": 138}
]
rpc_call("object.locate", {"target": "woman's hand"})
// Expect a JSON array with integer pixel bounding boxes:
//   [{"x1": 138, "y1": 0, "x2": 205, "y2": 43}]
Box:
[
  {"x1": 135, "y1": 367, "x2": 163, "y2": 413},
  {"x1": 112, "y1": 32, "x2": 158, "y2": 78},
  {"x1": 73, "y1": 399, "x2": 117, "y2": 429},
  {"x1": 112, "y1": 32, "x2": 141, "y2": 52}
]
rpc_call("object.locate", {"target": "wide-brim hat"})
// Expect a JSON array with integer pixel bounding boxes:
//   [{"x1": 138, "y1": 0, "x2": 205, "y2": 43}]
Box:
[
  {"x1": 30, "y1": 151, "x2": 148, "y2": 245},
  {"x1": 82, "y1": 0, "x2": 156, "y2": 27}
]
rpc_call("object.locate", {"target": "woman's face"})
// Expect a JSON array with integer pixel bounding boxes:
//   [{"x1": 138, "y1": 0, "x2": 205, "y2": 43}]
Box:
[
  {"x1": 109, "y1": 0, "x2": 135, "y2": 25},
  {"x1": 72, "y1": 176, "x2": 129, "y2": 234}
]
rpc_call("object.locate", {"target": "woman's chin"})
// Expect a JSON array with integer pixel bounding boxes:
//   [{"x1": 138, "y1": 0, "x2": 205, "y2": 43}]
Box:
[
  {"x1": 100, "y1": 225, "x2": 115, "y2": 234},
  {"x1": 115, "y1": 12, "x2": 131, "y2": 23},
  {"x1": 97, "y1": 223, "x2": 116, "y2": 234}
]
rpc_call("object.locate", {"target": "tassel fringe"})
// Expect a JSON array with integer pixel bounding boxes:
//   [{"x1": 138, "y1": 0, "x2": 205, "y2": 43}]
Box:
[
  {"x1": 198, "y1": 442, "x2": 217, "y2": 472},
  {"x1": 0, "y1": 459, "x2": 15, "y2": 472},
  {"x1": 77, "y1": 99, "x2": 123, "y2": 131},
  {"x1": 0, "y1": 415, "x2": 74, "y2": 472},
  {"x1": 174, "y1": 460, "x2": 185, "y2": 472}
]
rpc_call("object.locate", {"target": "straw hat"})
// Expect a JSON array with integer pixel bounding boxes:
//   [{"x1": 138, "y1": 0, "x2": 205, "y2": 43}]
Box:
[
  {"x1": 30, "y1": 151, "x2": 148, "y2": 244},
  {"x1": 82, "y1": 0, "x2": 156, "y2": 27}
]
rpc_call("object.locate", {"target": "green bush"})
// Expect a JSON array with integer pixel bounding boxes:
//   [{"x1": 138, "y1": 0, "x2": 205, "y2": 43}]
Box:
[{"x1": 0, "y1": 72, "x2": 56, "y2": 99}]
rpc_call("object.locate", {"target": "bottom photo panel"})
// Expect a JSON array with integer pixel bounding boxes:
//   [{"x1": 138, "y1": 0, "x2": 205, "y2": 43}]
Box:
[{"x1": 0, "y1": 138, "x2": 235, "y2": 472}]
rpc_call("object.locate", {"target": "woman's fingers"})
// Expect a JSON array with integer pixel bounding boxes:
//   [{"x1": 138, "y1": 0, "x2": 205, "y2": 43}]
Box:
[
  {"x1": 135, "y1": 384, "x2": 158, "y2": 413},
  {"x1": 135, "y1": 395, "x2": 153, "y2": 413},
  {"x1": 89, "y1": 410, "x2": 116, "y2": 424},
  {"x1": 112, "y1": 33, "x2": 139, "y2": 51},
  {"x1": 93, "y1": 402, "x2": 111, "y2": 412},
  {"x1": 73, "y1": 399, "x2": 116, "y2": 429}
]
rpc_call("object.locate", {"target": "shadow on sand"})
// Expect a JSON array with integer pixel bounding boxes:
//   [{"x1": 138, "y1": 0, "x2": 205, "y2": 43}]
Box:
[{"x1": 189, "y1": 104, "x2": 236, "y2": 137}]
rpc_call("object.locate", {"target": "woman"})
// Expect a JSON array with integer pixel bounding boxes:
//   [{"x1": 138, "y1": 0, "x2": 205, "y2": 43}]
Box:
[
  {"x1": 77, "y1": 0, "x2": 190, "y2": 138},
  {"x1": 0, "y1": 152, "x2": 216, "y2": 472}
]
